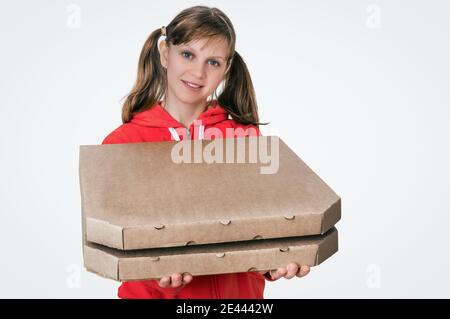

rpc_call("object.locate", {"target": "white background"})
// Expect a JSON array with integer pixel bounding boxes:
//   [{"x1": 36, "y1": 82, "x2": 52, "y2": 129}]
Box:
[{"x1": 1, "y1": 0, "x2": 449, "y2": 298}]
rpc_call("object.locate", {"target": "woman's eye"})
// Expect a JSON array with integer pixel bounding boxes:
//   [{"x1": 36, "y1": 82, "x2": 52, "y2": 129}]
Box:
[
  {"x1": 181, "y1": 51, "x2": 220, "y2": 67},
  {"x1": 181, "y1": 51, "x2": 192, "y2": 59},
  {"x1": 209, "y1": 60, "x2": 220, "y2": 67}
]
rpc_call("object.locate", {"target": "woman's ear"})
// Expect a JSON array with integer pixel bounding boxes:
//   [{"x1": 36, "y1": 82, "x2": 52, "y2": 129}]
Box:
[{"x1": 159, "y1": 40, "x2": 169, "y2": 69}]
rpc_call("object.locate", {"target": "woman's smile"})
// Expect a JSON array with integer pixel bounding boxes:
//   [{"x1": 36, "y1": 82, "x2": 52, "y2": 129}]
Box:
[{"x1": 182, "y1": 80, "x2": 204, "y2": 91}]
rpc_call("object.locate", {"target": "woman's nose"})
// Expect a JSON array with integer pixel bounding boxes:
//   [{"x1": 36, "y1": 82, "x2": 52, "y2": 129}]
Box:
[{"x1": 190, "y1": 61, "x2": 206, "y2": 79}]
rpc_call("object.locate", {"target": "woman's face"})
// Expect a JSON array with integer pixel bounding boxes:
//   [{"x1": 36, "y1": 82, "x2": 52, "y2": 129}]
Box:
[{"x1": 159, "y1": 36, "x2": 229, "y2": 106}]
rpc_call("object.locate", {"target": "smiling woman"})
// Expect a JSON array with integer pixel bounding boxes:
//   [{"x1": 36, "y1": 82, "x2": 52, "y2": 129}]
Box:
[{"x1": 102, "y1": 5, "x2": 311, "y2": 300}]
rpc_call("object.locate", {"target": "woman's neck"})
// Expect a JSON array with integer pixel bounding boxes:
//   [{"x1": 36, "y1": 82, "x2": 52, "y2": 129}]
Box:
[{"x1": 161, "y1": 98, "x2": 209, "y2": 128}]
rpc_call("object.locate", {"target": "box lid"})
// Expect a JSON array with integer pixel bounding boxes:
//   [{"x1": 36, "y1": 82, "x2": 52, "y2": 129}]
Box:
[
  {"x1": 84, "y1": 227, "x2": 338, "y2": 281},
  {"x1": 79, "y1": 136, "x2": 341, "y2": 250}
]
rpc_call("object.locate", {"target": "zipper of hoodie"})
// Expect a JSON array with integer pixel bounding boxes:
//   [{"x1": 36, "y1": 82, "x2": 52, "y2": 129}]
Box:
[
  {"x1": 186, "y1": 124, "x2": 204, "y2": 140},
  {"x1": 186, "y1": 127, "x2": 191, "y2": 140}
]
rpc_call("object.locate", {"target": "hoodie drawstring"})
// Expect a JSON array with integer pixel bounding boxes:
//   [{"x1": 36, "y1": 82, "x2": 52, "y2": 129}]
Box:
[
  {"x1": 168, "y1": 127, "x2": 180, "y2": 141},
  {"x1": 168, "y1": 125, "x2": 204, "y2": 141}
]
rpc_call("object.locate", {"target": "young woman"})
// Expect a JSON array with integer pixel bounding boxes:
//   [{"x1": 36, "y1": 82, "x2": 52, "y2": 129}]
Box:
[{"x1": 103, "y1": 5, "x2": 310, "y2": 299}]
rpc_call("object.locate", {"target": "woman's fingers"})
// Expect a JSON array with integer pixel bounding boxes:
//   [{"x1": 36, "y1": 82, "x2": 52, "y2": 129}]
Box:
[
  {"x1": 170, "y1": 273, "x2": 183, "y2": 287},
  {"x1": 158, "y1": 275, "x2": 171, "y2": 288},
  {"x1": 296, "y1": 265, "x2": 311, "y2": 278},
  {"x1": 284, "y1": 263, "x2": 299, "y2": 279},
  {"x1": 270, "y1": 267, "x2": 288, "y2": 280},
  {"x1": 158, "y1": 273, "x2": 193, "y2": 288},
  {"x1": 182, "y1": 273, "x2": 193, "y2": 285},
  {"x1": 269, "y1": 264, "x2": 311, "y2": 280}
]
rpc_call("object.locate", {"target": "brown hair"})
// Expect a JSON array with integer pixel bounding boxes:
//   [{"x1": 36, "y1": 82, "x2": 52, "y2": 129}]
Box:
[{"x1": 121, "y1": 5, "x2": 267, "y2": 127}]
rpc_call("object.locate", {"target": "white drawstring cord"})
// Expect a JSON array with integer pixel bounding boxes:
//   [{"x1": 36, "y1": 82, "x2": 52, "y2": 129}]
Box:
[{"x1": 168, "y1": 127, "x2": 180, "y2": 141}]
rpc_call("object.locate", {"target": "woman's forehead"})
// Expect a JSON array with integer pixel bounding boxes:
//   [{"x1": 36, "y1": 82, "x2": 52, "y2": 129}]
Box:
[{"x1": 179, "y1": 36, "x2": 229, "y2": 54}]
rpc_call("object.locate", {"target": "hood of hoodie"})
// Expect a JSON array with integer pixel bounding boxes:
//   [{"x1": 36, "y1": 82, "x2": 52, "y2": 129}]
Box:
[{"x1": 130, "y1": 100, "x2": 229, "y2": 129}]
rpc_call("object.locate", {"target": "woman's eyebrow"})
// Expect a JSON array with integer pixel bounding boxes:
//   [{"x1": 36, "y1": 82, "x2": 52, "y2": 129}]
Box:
[{"x1": 181, "y1": 45, "x2": 226, "y2": 61}]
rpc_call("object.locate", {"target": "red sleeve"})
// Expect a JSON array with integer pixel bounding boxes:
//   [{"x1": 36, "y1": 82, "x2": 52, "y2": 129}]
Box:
[{"x1": 101, "y1": 127, "x2": 130, "y2": 145}]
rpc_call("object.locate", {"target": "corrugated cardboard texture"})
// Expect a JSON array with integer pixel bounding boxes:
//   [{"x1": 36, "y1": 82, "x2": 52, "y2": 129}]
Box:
[
  {"x1": 79, "y1": 136, "x2": 341, "y2": 250},
  {"x1": 84, "y1": 227, "x2": 338, "y2": 281}
]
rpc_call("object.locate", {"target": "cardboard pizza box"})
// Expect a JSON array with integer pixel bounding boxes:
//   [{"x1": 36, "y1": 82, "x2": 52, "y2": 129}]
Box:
[
  {"x1": 84, "y1": 227, "x2": 338, "y2": 281},
  {"x1": 79, "y1": 136, "x2": 341, "y2": 250}
]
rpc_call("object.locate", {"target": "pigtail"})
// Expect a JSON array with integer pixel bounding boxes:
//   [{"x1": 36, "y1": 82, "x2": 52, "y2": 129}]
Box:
[
  {"x1": 218, "y1": 51, "x2": 267, "y2": 127},
  {"x1": 121, "y1": 28, "x2": 167, "y2": 123}
]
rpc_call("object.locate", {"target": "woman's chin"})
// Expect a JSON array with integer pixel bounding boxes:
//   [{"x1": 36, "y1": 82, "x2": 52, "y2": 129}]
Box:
[{"x1": 178, "y1": 94, "x2": 208, "y2": 105}]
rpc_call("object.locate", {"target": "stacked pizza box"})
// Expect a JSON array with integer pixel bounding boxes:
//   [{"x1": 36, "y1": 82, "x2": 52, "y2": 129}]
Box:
[{"x1": 79, "y1": 136, "x2": 341, "y2": 281}]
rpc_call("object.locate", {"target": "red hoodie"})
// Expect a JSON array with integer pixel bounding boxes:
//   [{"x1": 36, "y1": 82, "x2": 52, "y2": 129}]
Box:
[{"x1": 102, "y1": 100, "x2": 275, "y2": 299}]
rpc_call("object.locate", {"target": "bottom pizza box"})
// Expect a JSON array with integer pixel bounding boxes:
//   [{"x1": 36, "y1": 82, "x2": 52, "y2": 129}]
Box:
[{"x1": 84, "y1": 227, "x2": 338, "y2": 281}]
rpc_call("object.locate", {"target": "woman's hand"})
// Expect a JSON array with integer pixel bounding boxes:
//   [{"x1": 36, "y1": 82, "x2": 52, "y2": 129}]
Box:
[
  {"x1": 259, "y1": 263, "x2": 311, "y2": 280},
  {"x1": 158, "y1": 272, "x2": 193, "y2": 288}
]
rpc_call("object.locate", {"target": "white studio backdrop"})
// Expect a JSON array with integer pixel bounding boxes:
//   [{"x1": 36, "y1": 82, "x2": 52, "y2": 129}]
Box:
[{"x1": 0, "y1": 0, "x2": 449, "y2": 298}]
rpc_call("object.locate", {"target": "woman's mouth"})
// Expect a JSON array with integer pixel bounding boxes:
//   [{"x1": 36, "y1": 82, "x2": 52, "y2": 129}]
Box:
[{"x1": 182, "y1": 80, "x2": 204, "y2": 91}]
